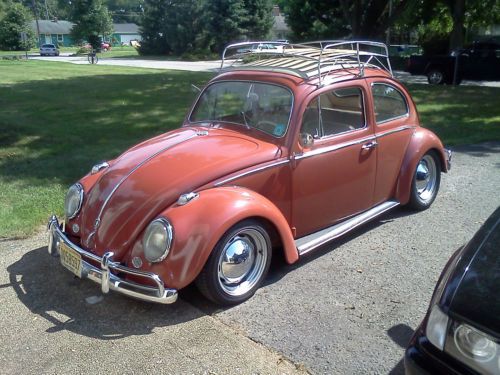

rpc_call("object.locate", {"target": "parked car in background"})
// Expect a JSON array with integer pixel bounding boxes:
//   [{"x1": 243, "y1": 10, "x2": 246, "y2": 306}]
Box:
[
  {"x1": 407, "y1": 41, "x2": 500, "y2": 84},
  {"x1": 39, "y1": 44, "x2": 59, "y2": 56},
  {"x1": 47, "y1": 41, "x2": 451, "y2": 307},
  {"x1": 405, "y1": 206, "x2": 500, "y2": 375},
  {"x1": 100, "y1": 41, "x2": 111, "y2": 51}
]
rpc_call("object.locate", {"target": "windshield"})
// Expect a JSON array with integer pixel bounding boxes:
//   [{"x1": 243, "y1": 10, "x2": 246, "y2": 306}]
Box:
[{"x1": 190, "y1": 81, "x2": 293, "y2": 137}]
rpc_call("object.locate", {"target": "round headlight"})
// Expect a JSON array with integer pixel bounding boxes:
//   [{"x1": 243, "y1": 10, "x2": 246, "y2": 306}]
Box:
[
  {"x1": 455, "y1": 324, "x2": 497, "y2": 362},
  {"x1": 64, "y1": 183, "x2": 84, "y2": 219},
  {"x1": 142, "y1": 218, "x2": 173, "y2": 263}
]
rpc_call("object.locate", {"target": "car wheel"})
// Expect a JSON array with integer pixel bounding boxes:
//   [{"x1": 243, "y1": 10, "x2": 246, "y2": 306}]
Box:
[
  {"x1": 408, "y1": 151, "x2": 441, "y2": 210},
  {"x1": 196, "y1": 219, "x2": 272, "y2": 305},
  {"x1": 427, "y1": 69, "x2": 445, "y2": 85}
]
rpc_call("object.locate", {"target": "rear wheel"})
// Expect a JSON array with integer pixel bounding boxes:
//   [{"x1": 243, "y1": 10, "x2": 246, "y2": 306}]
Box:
[
  {"x1": 196, "y1": 219, "x2": 272, "y2": 305},
  {"x1": 408, "y1": 151, "x2": 441, "y2": 210}
]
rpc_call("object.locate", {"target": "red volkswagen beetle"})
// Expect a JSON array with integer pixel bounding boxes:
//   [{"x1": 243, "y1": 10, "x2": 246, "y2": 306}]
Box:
[{"x1": 47, "y1": 41, "x2": 451, "y2": 305}]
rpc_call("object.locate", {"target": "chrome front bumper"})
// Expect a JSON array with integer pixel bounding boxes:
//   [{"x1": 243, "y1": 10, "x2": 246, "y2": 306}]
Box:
[{"x1": 47, "y1": 215, "x2": 178, "y2": 304}]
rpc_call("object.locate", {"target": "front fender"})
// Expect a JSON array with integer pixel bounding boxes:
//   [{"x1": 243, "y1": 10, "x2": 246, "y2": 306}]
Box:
[
  {"x1": 130, "y1": 186, "x2": 297, "y2": 290},
  {"x1": 395, "y1": 127, "x2": 448, "y2": 205}
]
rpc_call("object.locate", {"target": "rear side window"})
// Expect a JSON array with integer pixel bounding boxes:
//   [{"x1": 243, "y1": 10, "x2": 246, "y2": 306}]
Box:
[
  {"x1": 372, "y1": 83, "x2": 408, "y2": 123},
  {"x1": 301, "y1": 87, "x2": 365, "y2": 138}
]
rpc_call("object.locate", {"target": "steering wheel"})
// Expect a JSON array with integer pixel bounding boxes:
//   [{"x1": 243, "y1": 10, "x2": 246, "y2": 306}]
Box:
[{"x1": 255, "y1": 120, "x2": 277, "y2": 134}]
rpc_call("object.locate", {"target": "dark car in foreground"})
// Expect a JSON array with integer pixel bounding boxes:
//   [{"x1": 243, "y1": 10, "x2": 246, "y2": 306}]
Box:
[
  {"x1": 405, "y1": 206, "x2": 500, "y2": 374},
  {"x1": 407, "y1": 41, "x2": 500, "y2": 84}
]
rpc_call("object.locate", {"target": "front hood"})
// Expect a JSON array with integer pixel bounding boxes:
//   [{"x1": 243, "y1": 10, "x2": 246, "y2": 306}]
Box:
[
  {"x1": 79, "y1": 127, "x2": 280, "y2": 258},
  {"x1": 448, "y1": 208, "x2": 500, "y2": 337}
]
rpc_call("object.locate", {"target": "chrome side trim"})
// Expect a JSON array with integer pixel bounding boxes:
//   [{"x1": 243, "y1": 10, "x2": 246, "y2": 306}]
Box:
[
  {"x1": 295, "y1": 125, "x2": 415, "y2": 160},
  {"x1": 214, "y1": 159, "x2": 290, "y2": 187},
  {"x1": 47, "y1": 215, "x2": 178, "y2": 304},
  {"x1": 296, "y1": 200, "x2": 399, "y2": 256},
  {"x1": 376, "y1": 125, "x2": 415, "y2": 139},
  {"x1": 95, "y1": 132, "x2": 198, "y2": 227},
  {"x1": 295, "y1": 135, "x2": 376, "y2": 160}
]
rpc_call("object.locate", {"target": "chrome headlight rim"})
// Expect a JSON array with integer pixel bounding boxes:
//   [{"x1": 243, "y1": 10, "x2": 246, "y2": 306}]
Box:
[
  {"x1": 142, "y1": 217, "x2": 174, "y2": 263},
  {"x1": 65, "y1": 183, "x2": 84, "y2": 220}
]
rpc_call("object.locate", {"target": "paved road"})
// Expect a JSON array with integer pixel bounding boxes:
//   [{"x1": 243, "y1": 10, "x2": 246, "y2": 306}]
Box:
[
  {"x1": 1, "y1": 143, "x2": 499, "y2": 374},
  {"x1": 29, "y1": 54, "x2": 500, "y2": 87}
]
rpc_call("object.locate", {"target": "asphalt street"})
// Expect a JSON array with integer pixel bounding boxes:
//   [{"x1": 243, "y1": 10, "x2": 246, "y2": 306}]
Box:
[
  {"x1": 27, "y1": 53, "x2": 500, "y2": 87},
  {"x1": 1, "y1": 142, "x2": 499, "y2": 374}
]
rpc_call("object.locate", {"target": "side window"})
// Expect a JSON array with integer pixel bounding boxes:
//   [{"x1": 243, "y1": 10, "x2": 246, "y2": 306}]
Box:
[
  {"x1": 300, "y1": 87, "x2": 365, "y2": 138},
  {"x1": 320, "y1": 87, "x2": 365, "y2": 136},
  {"x1": 372, "y1": 83, "x2": 408, "y2": 123}
]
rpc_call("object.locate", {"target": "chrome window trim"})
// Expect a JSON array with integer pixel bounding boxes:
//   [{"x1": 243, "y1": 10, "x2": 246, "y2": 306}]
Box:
[
  {"x1": 371, "y1": 82, "x2": 410, "y2": 124},
  {"x1": 296, "y1": 125, "x2": 415, "y2": 160},
  {"x1": 301, "y1": 85, "x2": 367, "y2": 140},
  {"x1": 187, "y1": 80, "x2": 295, "y2": 139},
  {"x1": 214, "y1": 159, "x2": 290, "y2": 187}
]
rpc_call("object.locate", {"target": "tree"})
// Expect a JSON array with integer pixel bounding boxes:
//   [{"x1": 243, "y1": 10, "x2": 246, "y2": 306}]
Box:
[
  {"x1": 70, "y1": 0, "x2": 113, "y2": 49},
  {"x1": 242, "y1": 0, "x2": 273, "y2": 40},
  {"x1": 284, "y1": 0, "x2": 418, "y2": 41},
  {"x1": 0, "y1": 2, "x2": 35, "y2": 50},
  {"x1": 204, "y1": 0, "x2": 248, "y2": 53},
  {"x1": 105, "y1": 0, "x2": 144, "y2": 23}
]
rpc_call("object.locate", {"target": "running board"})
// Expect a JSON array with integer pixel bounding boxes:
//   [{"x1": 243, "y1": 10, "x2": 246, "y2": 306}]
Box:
[{"x1": 296, "y1": 200, "x2": 400, "y2": 256}]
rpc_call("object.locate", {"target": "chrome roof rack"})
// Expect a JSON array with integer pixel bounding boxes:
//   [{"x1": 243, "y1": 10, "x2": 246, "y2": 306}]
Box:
[{"x1": 221, "y1": 40, "x2": 393, "y2": 86}]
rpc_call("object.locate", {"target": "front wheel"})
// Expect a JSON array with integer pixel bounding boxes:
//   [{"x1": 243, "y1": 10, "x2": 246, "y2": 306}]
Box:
[
  {"x1": 427, "y1": 69, "x2": 445, "y2": 85},
  {"x1": 196, "y1": 219, "x2": 272, "y2": 305},
  {"x1": 408, "y1": 151, "x2": 441, "y2": 210}
]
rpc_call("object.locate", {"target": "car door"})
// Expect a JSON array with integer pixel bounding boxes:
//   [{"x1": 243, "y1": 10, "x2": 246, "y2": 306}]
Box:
[
  {"x1": 368, "y1": 80, "x2": 416, "y2": 205},
  {"x1": 291, "y1": 82, "x2": 377, "y2": 238}
]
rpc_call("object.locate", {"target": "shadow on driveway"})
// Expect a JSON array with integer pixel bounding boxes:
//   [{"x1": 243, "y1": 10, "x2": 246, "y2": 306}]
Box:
[{"x1": 6, "y1": 246, "x2": 205, "y2": 340}]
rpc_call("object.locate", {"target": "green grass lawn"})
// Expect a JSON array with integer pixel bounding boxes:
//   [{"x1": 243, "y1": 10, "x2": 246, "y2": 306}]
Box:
[
  {"x1": 0, "y1": 60, "x2": 211, "y2": 238},
  {"x1": 0, "y1": 60, "x2": 498, "y2": 238}
]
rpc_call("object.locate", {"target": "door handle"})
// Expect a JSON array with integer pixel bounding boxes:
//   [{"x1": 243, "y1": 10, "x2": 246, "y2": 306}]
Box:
[{"x1": 362, "y1": 140, "x2": 378, "y2": 150}]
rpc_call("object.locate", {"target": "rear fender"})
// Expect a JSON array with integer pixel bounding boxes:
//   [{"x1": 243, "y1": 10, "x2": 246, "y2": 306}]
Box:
[
  {"x1": 395, "y1": 128, "x2": 448, "y2": 205},
  {"x1": 131, "y1": 186, "x2": 298, "y2": 290}
]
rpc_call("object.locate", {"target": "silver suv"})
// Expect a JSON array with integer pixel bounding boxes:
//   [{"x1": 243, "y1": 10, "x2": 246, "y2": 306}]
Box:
[{"x1": 40, "y1": 44, "x2": 60, "y2": 56}]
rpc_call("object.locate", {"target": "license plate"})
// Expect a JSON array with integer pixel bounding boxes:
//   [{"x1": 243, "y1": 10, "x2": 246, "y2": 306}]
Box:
[{"x1": 60, "y1": 242, "x2": 82, "y2": 278}]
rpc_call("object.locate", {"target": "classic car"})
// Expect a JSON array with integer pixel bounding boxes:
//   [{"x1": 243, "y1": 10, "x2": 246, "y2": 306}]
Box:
[
  {"x1": 405, "y1": 206, "x2": 500, "y2": 375},
  {"x1": 47, "y1": 41, "x2": 452, "y2": 306}
]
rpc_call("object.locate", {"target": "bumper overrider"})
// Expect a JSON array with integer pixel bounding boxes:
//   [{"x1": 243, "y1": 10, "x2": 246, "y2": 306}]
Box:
[
  {"x1": 445, "y1": 148, "x2": 452, "y2": 171},
  {"x1": 47, "y1": 215, "x2": 178, "y2": 304}
]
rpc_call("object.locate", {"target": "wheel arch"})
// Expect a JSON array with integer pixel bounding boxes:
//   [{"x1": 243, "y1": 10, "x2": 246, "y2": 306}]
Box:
[
  {"x1": 147, "y1": 186, "x2": 298, "y2": 290},
  {"x1": 395, "y1": 128, "x2": 448, "y2": 205}
]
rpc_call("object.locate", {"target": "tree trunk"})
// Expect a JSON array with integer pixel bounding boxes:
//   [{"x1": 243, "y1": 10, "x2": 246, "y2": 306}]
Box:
[{"x1": 449, "y1": 0, "x2": 465, "y2": 51}]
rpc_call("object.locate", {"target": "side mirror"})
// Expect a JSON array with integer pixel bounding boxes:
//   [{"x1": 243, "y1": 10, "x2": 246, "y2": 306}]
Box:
[{"x1": 299, "y1": 133, "x2": 314, "y2": 148}]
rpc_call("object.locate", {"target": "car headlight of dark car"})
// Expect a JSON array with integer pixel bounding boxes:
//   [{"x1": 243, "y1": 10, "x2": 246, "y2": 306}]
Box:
[
  {"x1": 142, "y1": 218, "x2": 173, "y2": 263},
  {"x1": 424, "y1": 250, "x2": 500, "y2": 374},
  {"x1": 64, "y1": 183, "x2": 84, "y2": 219}
]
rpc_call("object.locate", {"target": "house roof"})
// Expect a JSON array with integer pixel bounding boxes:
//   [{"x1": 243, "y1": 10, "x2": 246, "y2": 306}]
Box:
[
  {"x1": 31, "y1": 20, "x2": 74, "y2": 34},
  {"x1": 113, "y1": 23, "x2": 140, "y2": 34}
]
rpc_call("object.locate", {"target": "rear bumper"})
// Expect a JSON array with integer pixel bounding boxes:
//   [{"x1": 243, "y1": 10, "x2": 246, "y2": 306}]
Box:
[{"x1": 47, "y1": 215, "x2": 178, "y2": 304}]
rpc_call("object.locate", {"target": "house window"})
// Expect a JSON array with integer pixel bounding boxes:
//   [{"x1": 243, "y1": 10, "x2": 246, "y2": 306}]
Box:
[{"x1": 57, "y1": 34, "x2": 63, "y2": 42}]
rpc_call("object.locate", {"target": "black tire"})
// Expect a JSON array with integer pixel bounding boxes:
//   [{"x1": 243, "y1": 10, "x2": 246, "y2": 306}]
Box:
[
  {"x1": 196, "y1": 219, "x2": 272, "y2": 305},
  {"x1": 408, "y1": 151, "x2": 441, "y2": 211},
  {"x1": 427, "y1": 68, "x2": 446, "y2": 85}
]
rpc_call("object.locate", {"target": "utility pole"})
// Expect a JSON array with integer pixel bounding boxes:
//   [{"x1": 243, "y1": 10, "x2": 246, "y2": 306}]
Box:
[
  {"x1": 31, "y1": 0, "x2": 41, "y2": 47},
  {"x1": 386, "y1": 0, "x2": 392, "y2": 46},
  {"x1": 44, "y1": 0, "x2": 49, "y2": 20}
]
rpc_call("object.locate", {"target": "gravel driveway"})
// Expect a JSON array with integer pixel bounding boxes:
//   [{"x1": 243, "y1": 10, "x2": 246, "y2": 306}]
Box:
[{"x1": 1, "y1": 142, "x2": 499, "y2": 374}]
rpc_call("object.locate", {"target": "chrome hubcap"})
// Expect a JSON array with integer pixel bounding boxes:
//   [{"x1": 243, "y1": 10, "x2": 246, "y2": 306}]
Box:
[
  {"x1": 415, "y1": 155, "x2": 437, "y2": 202},
  {"x1": 218, "y1": 228, "x2": 267, "y2": 296},
  {"x1": 429, "y1": 72, "x2": 443, "y2": 84}
]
